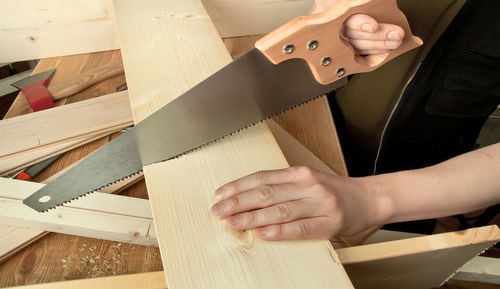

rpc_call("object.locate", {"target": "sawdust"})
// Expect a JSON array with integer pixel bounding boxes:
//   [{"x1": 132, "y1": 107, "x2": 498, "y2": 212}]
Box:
[{"x1": 67, "y1": 241, "x2": 133, "y2": 278}]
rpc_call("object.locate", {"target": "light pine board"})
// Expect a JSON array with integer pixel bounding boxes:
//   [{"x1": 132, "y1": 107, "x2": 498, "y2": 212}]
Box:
[
  {"x1": 0, "y1": 51, "x2": 163, "y2": 287},
  {"x1": 337, "y1": 225, "x2": 500, "y2": 289},
  {"x1": 0, "y1": 225, "x2": 47, "y2": 264},
  {"x1": 0, "y1": 91, "x2": 131, "y2": 156},
  {"x1": 114, "y1": 0, "x2": 353, "y2": 288},
  {"x1": 5, "y1": 226, "x2": 499, "y2": 289},
  {"x1": 2, "y1": 172, "x2": 497, "y2": 287},
  {"x1": 0, "y1": 178, "x2": 156, "y2": 247},
  {"x1": 0, "y1": 0, "x2": 309, "y2": 62},
  {"x1": 0, "y1": 91, "x2": 133, "y2": 175},
  {"x1": 0, "y1": 0, "x2": 120, "y2": 63},
  {"x1": 0, "y1": 121, "x2": 336, "y2": 263}
]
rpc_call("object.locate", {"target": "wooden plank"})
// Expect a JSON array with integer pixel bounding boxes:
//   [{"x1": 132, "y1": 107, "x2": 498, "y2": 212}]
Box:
[
  {"x1": 0, "y1": 0, "x2": 120, "y2": 63},
  {"x1": 0, "y1": 160, "x2": 145, "y2": 264},
  {"x1": 0, "y1": 50, "x2": 163, "y2": 288},
  {"x1": 0, "y1": 178, "x2": 156, "y2": 247},
  {"x1": 0, "y1": 226, "x2": 47, "y2": 264},
  {"x1": 114, "y1": 0, "x2": 353, "y2": 288},
  {"x1": 5, "y1": 226, "x2": 498, "y2": 289},
  {"x1": 0, "y1": 90, "x2": 131, "y2": 157},
  {"x1": 4, "y1": 272, "x2": 166, "y2": 289},
  {"x1": 0, "y1": 0, "x2": 308, "y2": 63},
  {"x1": 1, "y1": 123, "x2": 129, "y2": 176},
  {"x1": 0, "y1": 120, "x2": 336, "y2": 262},
  {"x1": 337, "y1": 225, "x2": 500, "y2": 289},
  {"x1": 204, "y1": 0, "x2": 310, "y2": 37},
  {"x1": 0, "y1": 91, "x2": 133, "y2": 175}
]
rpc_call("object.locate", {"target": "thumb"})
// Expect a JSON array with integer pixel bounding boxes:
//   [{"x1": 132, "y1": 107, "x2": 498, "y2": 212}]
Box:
[{"x1": 344, "y1": 13, "x2": 380, "y2": 33}]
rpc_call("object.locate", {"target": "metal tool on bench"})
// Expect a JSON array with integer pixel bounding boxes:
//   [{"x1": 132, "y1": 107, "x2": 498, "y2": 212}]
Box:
[
  {"x1": 9, "y1": 155, "x2": 61, "y2": 181},
  {"x1": 24, "y1": 0, "x2": 423, "y2": 212},
  {"x1": 11, "y1": 61, "x2": 124, "y2": 111}
]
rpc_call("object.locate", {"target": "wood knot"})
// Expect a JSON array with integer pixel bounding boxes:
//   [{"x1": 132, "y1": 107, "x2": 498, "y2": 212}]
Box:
[{"x1": 230, "y1": 229, "x2": 254, "y2": 249}]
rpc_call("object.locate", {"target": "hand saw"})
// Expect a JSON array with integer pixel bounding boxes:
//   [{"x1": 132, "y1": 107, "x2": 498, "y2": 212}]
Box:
[{"x1": 24, "y1": 0, "x2": 422, "y2": 212}]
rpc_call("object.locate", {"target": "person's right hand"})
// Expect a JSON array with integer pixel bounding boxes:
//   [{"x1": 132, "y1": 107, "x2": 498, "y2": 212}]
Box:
[
  {"x1": 309, "y1": 0, "x2": 405, "y2": 55},
  {"x1": 343, "y1": 14, "x2": 405, "y2": 55}
]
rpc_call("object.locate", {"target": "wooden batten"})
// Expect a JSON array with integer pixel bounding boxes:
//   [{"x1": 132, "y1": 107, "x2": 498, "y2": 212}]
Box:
[
  {"x1": 0, "y1": 91, "x2": 133, "y2": 176},
  {"x1": 3, "y1": 175, "x2": 499, "y2": 288},
  {"x1": 0, "y1": 178, "x2": 156, "y2": 247},
  {"x1": 338, "y1": 225, "x2": 500, "y2": 289},
  {"x1": 114, "y1": 0, "x2": 353, "y2": 288},
  {"x1": 0, "y1": 0, "x2": 309, "y2": 62},
  {"x1": 5, "y1": 226, "x2": 499, "y2": 289},
  {"x1": 0, "y1": 225, "x2": 47, "y2": 264}
]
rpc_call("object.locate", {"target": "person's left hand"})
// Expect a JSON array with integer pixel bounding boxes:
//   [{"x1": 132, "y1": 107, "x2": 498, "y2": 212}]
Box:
[{"x1": 210, "y1": 166, "x2": 383, "y2": 241}]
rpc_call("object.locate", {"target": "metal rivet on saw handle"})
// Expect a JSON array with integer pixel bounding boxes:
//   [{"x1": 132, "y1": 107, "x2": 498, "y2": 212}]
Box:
[
  {"x1": 307, "y1": 40, "x2": 319, "y2": 50},
  {"x1": 282, "y1": 44, "x2": 295, "y2": 54},
  {"x1": 321, "y1": 57, "x2": 332, "y2": 66}
]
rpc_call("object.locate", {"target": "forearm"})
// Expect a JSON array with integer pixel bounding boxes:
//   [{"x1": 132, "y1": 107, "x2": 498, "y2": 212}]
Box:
[{"x1": 366, "y1": 142, "x2": 500, "y2": 225}]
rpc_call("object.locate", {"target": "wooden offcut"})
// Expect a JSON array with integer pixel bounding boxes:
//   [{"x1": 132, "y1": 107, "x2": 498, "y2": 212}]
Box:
[
  {"x1": 0, "y1": 178, "x2": 156, "y2": 247},
  {"x1": 0, "y1": 91, "x2": 133, "y2": 175},
  {"x1": 338, "y1": 225, "x2": 500, "y2": 289}
]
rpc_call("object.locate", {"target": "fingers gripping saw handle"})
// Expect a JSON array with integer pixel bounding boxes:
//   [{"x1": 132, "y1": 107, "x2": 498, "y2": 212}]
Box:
[{"x1": 255, "y1": 0, "x2": 423, "y2": 85}]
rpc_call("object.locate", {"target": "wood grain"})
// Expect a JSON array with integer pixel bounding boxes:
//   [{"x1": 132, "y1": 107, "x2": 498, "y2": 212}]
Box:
[
  {"x1": 223, "y1": 36, "x2": 348, "y2": 177},
  {"x1": 5, "y1": 226, "x2": 499, "y2": 289},
  {"x1": 0, "y1": 51, "x2": 163, "y2": 288},
  {"x1": 0, "y1": 226, "x2": 48, "y2": 264},
  {"x1": 338, "y1": 225, "x2": 500, "y2": 289},
  {"x1": 114, "y1": 0, "x2": 353, "y2": 288},
  {"x1": 0, "y1": 178, "x2": 156, "y2": 247},
  {"x1": 0, "y1": 91, "x2": 133, "y2": 175},
  {"x1": 48, "y1": 61, "x2": 124, "y2": 100},
  {"x1": 0, "y1": 0, "x2": 310, "y2": 62}
]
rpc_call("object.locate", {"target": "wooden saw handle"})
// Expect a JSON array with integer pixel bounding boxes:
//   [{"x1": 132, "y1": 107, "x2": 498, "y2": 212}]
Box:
[
  {"x1": 48, "y1": 61, "x2": 124, "y2": 100},
  {"x1": 255, "y1": 0, "x2": 423, "y2": 85}
]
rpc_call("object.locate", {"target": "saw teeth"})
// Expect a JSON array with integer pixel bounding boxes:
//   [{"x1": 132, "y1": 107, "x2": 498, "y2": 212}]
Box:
[
  {"x1": 40, "y1": 170, "x2": 144, "y2": 211},
  {"x1": 151, "y1": 94, "x2": 325, "y2": 163}
]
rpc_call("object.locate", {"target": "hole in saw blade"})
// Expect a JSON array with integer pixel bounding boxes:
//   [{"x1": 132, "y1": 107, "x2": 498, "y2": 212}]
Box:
[{"x1": 38, "y1": 196, "x2": 51, "y2": 203}]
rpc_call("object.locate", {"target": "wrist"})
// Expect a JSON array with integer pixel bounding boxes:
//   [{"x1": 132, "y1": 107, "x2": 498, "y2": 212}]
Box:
[{"x1": 359, "y1": 174, "x2": 396, "y2": 227}]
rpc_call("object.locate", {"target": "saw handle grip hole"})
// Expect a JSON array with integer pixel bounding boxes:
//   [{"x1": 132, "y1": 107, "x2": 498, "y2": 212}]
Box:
[
  {"x1": 38, "y1": 195, "x2": 52, "y2": 203},
  {"x1": 354, "y1": 52, "x2": 390, "y2": 67}
]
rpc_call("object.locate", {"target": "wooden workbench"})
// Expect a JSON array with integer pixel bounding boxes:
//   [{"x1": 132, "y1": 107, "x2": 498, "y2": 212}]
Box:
[
  {"x1": 0, "y1": 34, "x2": 351, "y2": 287},
  {"x1": 0, "y1": 50, "x2": 164, "y2": 287},
  {"x1": 0, "y1": 24, "x2": 497, "y2": 286}
]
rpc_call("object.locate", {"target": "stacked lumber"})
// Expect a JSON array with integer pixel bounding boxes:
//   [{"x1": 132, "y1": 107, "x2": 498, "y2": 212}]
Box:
[
  {"x1": 0, "y1": 0, "x2": 310, "y2": 62},
  {"x1": 0, "y1": 91, "x2": 133, "y2": 176}
]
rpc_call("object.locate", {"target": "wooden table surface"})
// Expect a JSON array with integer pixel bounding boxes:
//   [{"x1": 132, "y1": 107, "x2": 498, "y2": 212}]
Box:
[
  {"x1": 0, "y1": 50, "x2": 164, "y2": 287},
  {"x1": 0, "y1": 35, "x2": 349, "y2": 287},
  {"x1": 0, "y1": 40, "x2": 495, "y2": 289}
]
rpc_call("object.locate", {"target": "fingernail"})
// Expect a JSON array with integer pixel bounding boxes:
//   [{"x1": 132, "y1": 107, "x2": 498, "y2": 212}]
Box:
[
  {"x1": 215, "y1": 192, "x2": 225, "y2": 201},
  {"x1": 229, "y1": 215, "x2": 242, "y2": 227},
  {"x1": 258, "y1": 227, "x2": 272, "y2": 238},
  {"x1": 387, "y1": 31, "x2": 401, "y2": 41},
  {"x1": 211, "y1": 203, "x2": 224, "y2": 216},
  {"x1": 361, "y1": 23, "x2": 374, "y2": 33},
  {"x1": 385, "y1": 40, "x2": 399, "y2": 48}
]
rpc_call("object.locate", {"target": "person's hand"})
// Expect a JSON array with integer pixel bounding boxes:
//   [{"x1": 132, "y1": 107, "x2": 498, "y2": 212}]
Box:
[
  {"x1": 343, "y1": 14, "x2": 405, "y2": 55},
  {"x1": 310, "y1": 0, "x2": 405, "y2": 55},
  {"x1": 210, "y1": 166, "x2": 386, "y2": 241}
]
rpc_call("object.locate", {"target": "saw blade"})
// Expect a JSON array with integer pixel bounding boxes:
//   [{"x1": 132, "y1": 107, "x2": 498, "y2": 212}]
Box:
[{"x1": 23, "y1": 49, "x2": 346, "y2": 212}]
